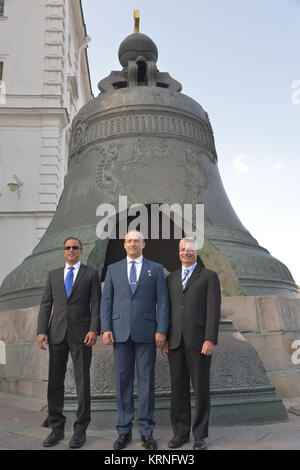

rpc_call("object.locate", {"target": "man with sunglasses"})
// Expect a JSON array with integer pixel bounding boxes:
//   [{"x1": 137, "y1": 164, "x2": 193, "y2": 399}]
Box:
[{"x1": 37, "y1": 237, "x2": 101, "y2": 448}]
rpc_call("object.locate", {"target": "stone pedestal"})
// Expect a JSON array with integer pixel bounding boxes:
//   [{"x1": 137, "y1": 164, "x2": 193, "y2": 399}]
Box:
[
  {"x1": 0, "y1": 304, "x2": 289, "y2": 428},
  {"x1": 0, "y1": 306, "x2": 48, "y2": 398},
  {"x1": 222, "y1": 296, "x2": 300, "y2": 397}
]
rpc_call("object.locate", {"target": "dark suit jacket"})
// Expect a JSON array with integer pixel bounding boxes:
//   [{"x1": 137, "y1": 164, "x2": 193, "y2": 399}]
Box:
[
  {"x1": 167, "y1": 264, "x2": 221, "y2": 352},
  {"x1": 37, "y1": 263, "x2": 101, "y2": 344},
  {"x1": 101, "y1": 257, "x2": 169, "y2": 343}
]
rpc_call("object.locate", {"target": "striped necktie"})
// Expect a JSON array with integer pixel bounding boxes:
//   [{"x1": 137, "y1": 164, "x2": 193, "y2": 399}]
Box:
[{"x1": 182, "y1": 268, "x2": 190, "y2": 289}]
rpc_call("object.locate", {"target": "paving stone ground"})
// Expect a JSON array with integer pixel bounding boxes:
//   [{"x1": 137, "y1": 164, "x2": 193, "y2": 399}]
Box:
[{"x1": 1, "y1": 392, "x2": 300, "y2": 453}]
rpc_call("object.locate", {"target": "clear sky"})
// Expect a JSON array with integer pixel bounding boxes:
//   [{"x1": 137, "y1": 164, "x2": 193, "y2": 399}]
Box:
[{"x1": 81, "y1": 0, "x2": 300, "y2": 285}]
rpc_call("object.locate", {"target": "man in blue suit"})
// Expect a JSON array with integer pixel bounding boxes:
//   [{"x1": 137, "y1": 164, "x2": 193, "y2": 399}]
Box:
[{"x1": 101, "y1": 230, "x2": 169, "y2": 450}]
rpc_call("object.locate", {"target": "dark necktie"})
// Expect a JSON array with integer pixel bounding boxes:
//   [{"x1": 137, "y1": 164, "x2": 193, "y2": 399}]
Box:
[
  {"x1": 129, "y1": 261, "x2": 137, "y2": 293},
  {"x1": 65, "y1": 266, "x2": 74, "y2": 298},
  {"x1": 182, "y1": 268, "x2": 190, "y2": 289}
]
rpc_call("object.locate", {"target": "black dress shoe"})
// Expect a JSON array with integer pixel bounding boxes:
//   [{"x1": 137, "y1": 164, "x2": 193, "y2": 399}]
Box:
[
  {"x1": 193, "y1": 439, "x2": 207, "y2": 450},
  {"x1": 69, "y1": 431, "x2": 86, "y2": 448},
  {"x1": 113, "y1": 431, "x2": 132, "y2": 450},
  {"x1": 141, "y1": 435, "x2": 158, "y2": 450},
  {"x1": 43, "y1": 430, "x2": 64, "y2": 447},
  {"x1": 168, "y1": 435, "x2": 189, "y2": 449}
]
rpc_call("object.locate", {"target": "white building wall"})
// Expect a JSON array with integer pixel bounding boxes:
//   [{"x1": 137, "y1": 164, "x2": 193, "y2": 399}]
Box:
[{"x1": 0, "y1": 0, "x2": 93, "y2": 285}]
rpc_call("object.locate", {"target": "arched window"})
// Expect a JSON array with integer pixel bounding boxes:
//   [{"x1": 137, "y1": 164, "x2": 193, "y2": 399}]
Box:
[{"x1": 137, "y1": 60, "x2": 147, "y2": 85}]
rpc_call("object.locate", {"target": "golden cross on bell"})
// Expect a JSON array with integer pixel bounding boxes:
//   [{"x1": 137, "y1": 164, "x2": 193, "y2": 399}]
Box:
[{"x1": 134, "y1": 10, "x2": 140, "y2": 33}]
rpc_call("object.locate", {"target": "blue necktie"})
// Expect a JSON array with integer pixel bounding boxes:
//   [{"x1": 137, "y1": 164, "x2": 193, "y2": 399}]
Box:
[
  {"x1": 65, "y1": 266, "x2": 74, "y2": 298},
  {"x1": 182, "y1": 268, "x2": 190, "y2": 289},
  {"x1": 129, "y1": 261, "x2": 137, "y2": 293}
]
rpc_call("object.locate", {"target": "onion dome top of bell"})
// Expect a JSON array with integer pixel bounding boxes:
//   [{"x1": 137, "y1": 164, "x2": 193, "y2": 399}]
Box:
[{"x1": 118, "y1": 33, "x2": 158, "y2": 67}]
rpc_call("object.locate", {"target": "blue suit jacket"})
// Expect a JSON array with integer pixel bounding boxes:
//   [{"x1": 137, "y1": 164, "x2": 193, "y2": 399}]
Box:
[{"x1": 100, "y1": 257, "x2": 169, "y2": 343}]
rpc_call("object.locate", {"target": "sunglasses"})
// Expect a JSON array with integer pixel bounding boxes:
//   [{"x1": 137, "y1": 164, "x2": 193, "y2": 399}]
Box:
[{"x1": 64, "y1": 246, "x2": 81, "y2": 251}]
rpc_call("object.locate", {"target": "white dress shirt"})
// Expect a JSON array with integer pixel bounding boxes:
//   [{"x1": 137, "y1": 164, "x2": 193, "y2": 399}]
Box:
[
  {"x1": 127, "y1": 255, "x2": 143, "y2": 282},
  {"x1": 64, "y1": 261, "x2": 81, "y2": 285}
]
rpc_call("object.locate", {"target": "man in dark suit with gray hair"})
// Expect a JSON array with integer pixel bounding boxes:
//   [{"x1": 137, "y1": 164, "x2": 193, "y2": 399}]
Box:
[
  {"x1": 37, "y1": 237, "x2": 101, "y2": 448},
  {"x1": 163, "y1": 237, "x2": 221, "y2": 451}
]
